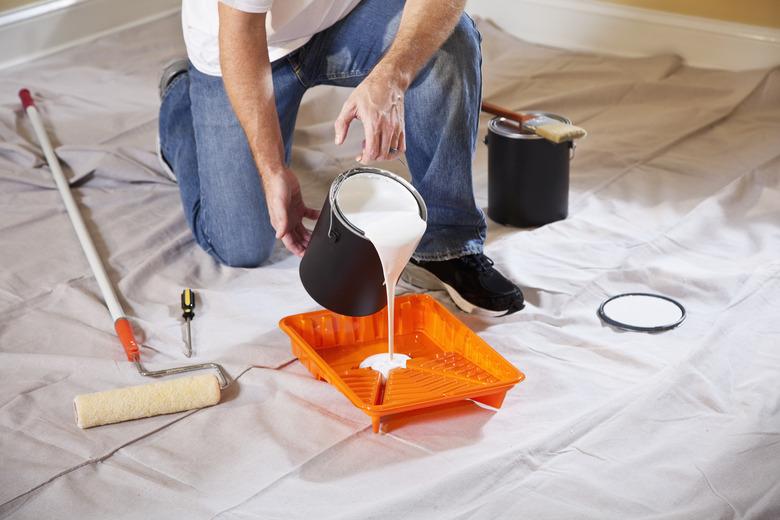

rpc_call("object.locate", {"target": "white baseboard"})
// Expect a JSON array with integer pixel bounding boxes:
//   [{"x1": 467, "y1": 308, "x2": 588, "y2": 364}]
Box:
[
  {"x1": 0, "y1": 0, "x2": 180, "y2": 70},
  {"x1": 466, "y1": 0, "x2": 780, "y2": 70}
]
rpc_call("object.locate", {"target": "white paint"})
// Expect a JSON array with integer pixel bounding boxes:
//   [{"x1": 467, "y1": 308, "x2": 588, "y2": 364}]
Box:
[
  {"x1": 337, "y1": 173, "x2": 426, "y2": 371},
  {"x1": 359, "y1": 353, "x2": 411, "y2": 381},
  {"x1": 601, "y1": 294, "x2": 684, "y2": 329},
  {"x1": 467, "y1": 0, "x2": 780, "y2": 71}
]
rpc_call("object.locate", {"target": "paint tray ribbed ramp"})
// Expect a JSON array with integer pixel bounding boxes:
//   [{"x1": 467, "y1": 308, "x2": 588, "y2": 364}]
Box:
[{"x1": 279, "y1": 294, "x2": 524, "y2": 432}]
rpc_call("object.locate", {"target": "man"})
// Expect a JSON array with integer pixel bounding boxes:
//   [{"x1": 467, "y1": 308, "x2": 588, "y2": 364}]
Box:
[{"x1": 158, "y1": 0, "x2": 525, "y2": 316}]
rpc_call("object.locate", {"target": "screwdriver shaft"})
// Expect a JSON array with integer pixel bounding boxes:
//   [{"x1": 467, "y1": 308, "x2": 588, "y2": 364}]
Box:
[{"x1": 185, "y1": 319, "x2": 192, "y2": 357}]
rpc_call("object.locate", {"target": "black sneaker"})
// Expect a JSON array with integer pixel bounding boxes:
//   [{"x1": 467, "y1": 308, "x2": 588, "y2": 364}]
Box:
[
  {"x1": 158, "y1": 58, "x2": 189, "y2": 100},
  {"x1": 402, "y1": 254, "x2": 525, "y2": 316}
]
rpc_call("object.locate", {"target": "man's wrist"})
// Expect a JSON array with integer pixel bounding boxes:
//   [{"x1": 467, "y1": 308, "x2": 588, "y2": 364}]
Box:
[
  {"x1": 251, "y1": 141, "x2": 287, "y2": 178},
  {"x1": 260, "y1": 163, "x2": 288, "y2": 178},
  {"x1": 371, "y1": 59, "x2": 413, "y2": 91}
]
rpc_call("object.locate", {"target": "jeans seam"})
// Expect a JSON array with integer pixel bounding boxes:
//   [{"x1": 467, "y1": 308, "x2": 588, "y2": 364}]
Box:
[
  {"x1": 287, "y1": 55, "x2": 309, "y2": 88},
  {"x1": 318, "y1": 70, "x2": 369, "y2": 83},
  {"x1": 197, "y1": 194, "x2": 226, "y2": 263}
]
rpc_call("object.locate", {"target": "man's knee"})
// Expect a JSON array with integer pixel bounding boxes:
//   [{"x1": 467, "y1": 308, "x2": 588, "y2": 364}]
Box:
[
  {"x1": 207, "y1": 227, "x2": 275, "y2": 268},
  {"x1": 421, "y1": 14, "x2": 481, "y2": 92},
  {"x1": 445, "y1": 15, "x2": 481, "y2": 67}
]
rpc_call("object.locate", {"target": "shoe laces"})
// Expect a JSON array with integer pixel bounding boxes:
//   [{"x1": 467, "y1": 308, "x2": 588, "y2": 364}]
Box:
[{"x1": 461, "y1": 254, "x2": 495, "y2": 273}]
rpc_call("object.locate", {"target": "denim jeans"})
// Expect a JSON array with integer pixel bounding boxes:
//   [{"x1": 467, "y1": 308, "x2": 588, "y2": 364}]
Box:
[{"x1": 159, "y1": 0, "x2": 486, "y2": 267}]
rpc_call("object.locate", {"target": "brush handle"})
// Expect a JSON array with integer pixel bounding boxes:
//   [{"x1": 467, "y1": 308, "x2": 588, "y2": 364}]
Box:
[{"x1": 481, "y1": 101, "x2": 533, "y2": 123}]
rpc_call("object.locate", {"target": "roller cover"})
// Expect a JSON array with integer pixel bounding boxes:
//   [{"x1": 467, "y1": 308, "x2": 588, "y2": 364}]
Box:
[{"x1": 74, "y1": 374, "x2": 221, "y2": 428}]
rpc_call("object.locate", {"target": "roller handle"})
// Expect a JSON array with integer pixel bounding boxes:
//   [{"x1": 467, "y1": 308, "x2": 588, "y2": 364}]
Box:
[
  {"x1": 115, "y1": 318, "x2": 140, "y2": 361},
  {"x1": 481, "y1": 101, "x2": 532, "y2": 123},
  {"x1": 19, "y1": 86, "x2": 134, "y2": 361},
  {"x1": 19, "y1": 88, "x2": 35, "y2": 109}
]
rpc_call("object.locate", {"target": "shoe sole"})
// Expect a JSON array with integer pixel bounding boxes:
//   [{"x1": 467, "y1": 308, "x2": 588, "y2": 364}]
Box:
[
  {"x1": 158, "y1": 58, "x2": 189, "y2": 100},
  {"x1": 401, "y1": 262, "x2": 508, "y2": 317}
]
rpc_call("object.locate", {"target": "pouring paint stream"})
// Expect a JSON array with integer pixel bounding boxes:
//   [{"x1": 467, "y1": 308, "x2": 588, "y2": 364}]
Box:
[{"x1": 336, "y1": 173, "x2": 427, "y2": 378}]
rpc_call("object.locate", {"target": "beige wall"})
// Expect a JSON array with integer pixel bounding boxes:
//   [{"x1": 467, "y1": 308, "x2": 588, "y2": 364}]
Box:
[{"x1": 603, "y1": 0, "x2": 780, "y2": 28}]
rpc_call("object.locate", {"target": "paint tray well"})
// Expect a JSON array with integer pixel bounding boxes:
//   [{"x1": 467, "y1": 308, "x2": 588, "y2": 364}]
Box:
[{"x1": 279, "y1": 294, "x2": 524, "y2": 432}]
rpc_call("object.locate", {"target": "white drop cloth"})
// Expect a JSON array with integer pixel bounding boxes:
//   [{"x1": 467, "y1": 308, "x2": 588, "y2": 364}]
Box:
[{"x1": 1, "y1": 13, "x2": 779, "y2": 519}]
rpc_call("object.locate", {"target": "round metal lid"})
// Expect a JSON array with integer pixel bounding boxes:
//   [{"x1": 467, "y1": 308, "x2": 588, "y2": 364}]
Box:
[
  {"x1": 488, "y1": 112, "x2": 571, "y2": 140},
  {"x1": 598, "y1": 293, "x2": 686, "y2": 332}
]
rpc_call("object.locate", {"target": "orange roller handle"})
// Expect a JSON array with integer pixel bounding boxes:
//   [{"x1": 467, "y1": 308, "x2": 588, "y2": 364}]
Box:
[{"x1": 115, "y1": 318, "x2": 140, "y2": 361}]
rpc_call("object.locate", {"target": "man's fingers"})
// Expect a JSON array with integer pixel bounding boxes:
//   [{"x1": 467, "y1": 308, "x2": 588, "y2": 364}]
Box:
[
  {"x1": 388, "y1": 123, "x2": 402, "y2": 159},
  {"x1": 382, "y1": 102, "x2": 404, "y2": 160},
  {"x1": 304, "y1": 207, "x2": 320, "y2": 220},
  {"x1": 379, "y1": 118, "x2": 395, "y2": 160},
  {"x1": 274, "y1": 219, "x2": 287, "y2": 240},
  {"x1": 356, "y1": 139, "x2": 366, "y2": 162},
  {"x1": 360, "y1": 113, "x2": 380, "y2": 163},
  {"x1": 297, "y1": 224, "x2": 312, "y2": 249},
  {"x1": 274, "y1": 215, "x2": 288, "y2": 239},
  {"x1": 280, "y1": 222, "x2": 313, "y2": 257},
  {"x1": 334, "y1": 101, "x2": 356, "y2": 145},
  {"x1": 281, "y1": 232, "x2": 304, "y2": 257}
]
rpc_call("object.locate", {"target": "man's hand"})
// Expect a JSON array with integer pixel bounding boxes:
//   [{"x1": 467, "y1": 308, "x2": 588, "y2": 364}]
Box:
[
  {"x1": 334, "y1": 67, "x2": 406, "y2": 163},
  {"x1": 262, "y1": 168, "x2": 320, "y2": 257},
  {"x1": 333, "y1": 0, "x2": 466, "y2": 164}
]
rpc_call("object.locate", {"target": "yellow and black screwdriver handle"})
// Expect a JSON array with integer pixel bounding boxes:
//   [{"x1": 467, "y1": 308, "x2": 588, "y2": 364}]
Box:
[{"x1": 181, "y1": 288, "x2": 195, "y2": 321}]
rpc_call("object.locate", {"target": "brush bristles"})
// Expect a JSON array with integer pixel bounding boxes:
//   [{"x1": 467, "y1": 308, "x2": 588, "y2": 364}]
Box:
[{"x1": 534, "y1": 122, "x2": 587, "y2": 143}]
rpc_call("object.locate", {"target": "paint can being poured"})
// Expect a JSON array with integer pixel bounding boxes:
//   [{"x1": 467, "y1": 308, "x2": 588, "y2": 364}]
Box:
[
  {"x1": 300, "y1": 168, "x2": 427, "y2": 316},
  {"x1": 299, "y1": 168, "x2": 428, "y2": 378}
]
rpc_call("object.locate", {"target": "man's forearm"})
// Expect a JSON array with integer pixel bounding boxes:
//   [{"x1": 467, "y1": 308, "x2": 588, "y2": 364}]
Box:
[
  {"x1": 218, "y1": 4, "x2": 286, "y2": 177},
  {"x1": 374, "y1": 0, "x2": 467, "y2": 89}
]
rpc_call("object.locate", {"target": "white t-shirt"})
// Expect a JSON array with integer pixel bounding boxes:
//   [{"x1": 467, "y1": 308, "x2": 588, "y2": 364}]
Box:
[{"x1": 182, "y1": 0, "x2": 362, "y2": 76}]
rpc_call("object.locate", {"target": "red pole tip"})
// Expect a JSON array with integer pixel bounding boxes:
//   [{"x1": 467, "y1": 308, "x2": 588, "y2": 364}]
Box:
[{"x1": 19, "y1": 88, "x2": 35, "y2": 109}]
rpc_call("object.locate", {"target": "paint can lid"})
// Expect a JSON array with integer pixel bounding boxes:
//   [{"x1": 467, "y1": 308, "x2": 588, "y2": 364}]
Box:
[{"x1": 598, "y1": 293, "x2": 686, "y2": 332}]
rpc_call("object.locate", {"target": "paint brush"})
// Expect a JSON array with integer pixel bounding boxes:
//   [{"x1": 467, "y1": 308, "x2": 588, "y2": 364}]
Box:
[{"x1": 481, "y1": 101, "x2": 587, "y2": 143}]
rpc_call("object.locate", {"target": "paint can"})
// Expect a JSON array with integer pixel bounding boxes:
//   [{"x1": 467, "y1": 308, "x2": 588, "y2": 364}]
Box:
[
  {"x1": 300, "y1": 167, "x2": 428, "y2": 317},
  {"x1": 485, "y1": 113, "x2": 574, "y2": 227}
]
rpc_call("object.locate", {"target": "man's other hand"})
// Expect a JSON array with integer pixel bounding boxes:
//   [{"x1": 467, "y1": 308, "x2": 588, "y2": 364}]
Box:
[{"x1": 262, "y1": 168, "x2": 320, "y2": 257}]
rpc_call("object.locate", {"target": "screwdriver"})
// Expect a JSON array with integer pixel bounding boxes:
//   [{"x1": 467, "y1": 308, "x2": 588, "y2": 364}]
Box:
[{"x1": 181, "y1": 288, "x2": 195, "y2": 357}]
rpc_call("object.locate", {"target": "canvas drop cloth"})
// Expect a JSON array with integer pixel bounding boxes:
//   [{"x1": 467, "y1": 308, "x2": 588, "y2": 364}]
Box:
[{"x1": 1, "y1": 12, "x2": 779, "y2": 519}]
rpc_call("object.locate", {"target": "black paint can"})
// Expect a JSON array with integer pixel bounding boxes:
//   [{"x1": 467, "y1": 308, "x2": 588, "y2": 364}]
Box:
[
  {"x1": 486, "y1": 113, "x2": 575, "y2": 227},
  {"x1": 299, "y1": 167, "x2": 427, "y2": 317}
]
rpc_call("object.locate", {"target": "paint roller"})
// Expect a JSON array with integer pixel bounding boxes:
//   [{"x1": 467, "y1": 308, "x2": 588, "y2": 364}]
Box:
[{"x1": 19, "y1": 88, "x2": 230, "y2": 428}]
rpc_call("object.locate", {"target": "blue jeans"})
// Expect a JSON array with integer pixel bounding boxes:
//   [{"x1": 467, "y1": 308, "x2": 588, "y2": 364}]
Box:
[{"x1": 159, "y1": 0, "x2": 486, "y2": 267}]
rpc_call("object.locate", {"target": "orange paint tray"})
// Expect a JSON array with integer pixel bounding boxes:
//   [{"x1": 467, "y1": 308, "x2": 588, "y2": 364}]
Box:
[{"x1": 279, "y1": 294, "x2": 524, "y2": 432}]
